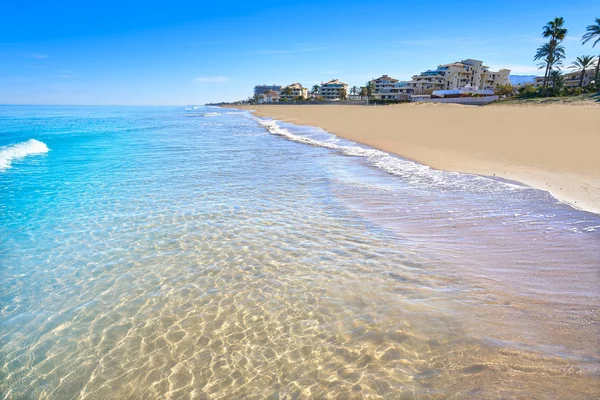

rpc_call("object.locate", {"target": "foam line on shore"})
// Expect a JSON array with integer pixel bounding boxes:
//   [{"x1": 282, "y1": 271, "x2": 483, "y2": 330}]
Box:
[{"x1": 254, "y1": 118, "x2": 527, "y2": 194}]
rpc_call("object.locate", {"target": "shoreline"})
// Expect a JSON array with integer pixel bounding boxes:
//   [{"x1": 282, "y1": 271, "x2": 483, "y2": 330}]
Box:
[{"x1": 228, "y1": 103, "x2": 600, "y2": 215}]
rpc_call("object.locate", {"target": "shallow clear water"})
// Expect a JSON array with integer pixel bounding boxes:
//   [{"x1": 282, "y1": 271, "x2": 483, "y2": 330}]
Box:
[{"x1": 0, "y1": 105, "x2": 599, "y2": 399}]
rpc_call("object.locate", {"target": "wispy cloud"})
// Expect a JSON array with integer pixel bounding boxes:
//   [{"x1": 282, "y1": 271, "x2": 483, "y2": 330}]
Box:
[
  {"x1": 59, "y1": 70, "x2": 77, "y2": 79},
  {"x1": 30, "y1": 54, "x2": 48, "y2": 59},
  {"x1": 193, "y1": 76, "x2": 229, "y2": 83}
]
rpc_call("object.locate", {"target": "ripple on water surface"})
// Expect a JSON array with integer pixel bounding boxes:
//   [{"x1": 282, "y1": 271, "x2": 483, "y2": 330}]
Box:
[{"x1": 0, "y1": 106, "x2": 599, "y2": 399}]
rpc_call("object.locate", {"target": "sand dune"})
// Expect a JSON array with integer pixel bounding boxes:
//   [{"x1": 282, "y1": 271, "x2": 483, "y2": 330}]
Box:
[{"x1": 233, "y1": 103, "x2": 600, "y2": 214}]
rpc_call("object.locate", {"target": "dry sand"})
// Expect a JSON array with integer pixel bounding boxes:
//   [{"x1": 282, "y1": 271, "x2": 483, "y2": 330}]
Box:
[{"x1": 231, "y1": 102, "x2": 600, "y2": 214}]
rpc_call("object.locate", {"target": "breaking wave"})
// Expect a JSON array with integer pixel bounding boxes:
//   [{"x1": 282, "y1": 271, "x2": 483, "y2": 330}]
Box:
[
  {"x1": 0, "y1": 139, "x2": 49, "y2": 172},
  {"x1": 255, "y1": 118, "x2": 527, "y2": 193}
]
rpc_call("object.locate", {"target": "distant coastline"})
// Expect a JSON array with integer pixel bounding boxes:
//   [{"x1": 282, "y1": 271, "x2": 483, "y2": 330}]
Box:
[{"x1": 228, "y1": 102, "x2": 600, "y2": 214}]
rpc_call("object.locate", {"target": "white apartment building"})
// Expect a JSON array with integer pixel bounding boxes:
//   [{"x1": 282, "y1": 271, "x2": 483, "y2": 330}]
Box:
[
  {"x1": 370, "y1": 74, "x2": 412, "y2": 100},
  {"x1": 257, "y1": 90, "x2": 279, "y2": 103},
  {"x1": 404, "y1": 59, "x2": 511, "y2": 94},
  {"x1": 319, "y1": 79, "x2": 348, "y2": 100},
  {"x1": 372, "y1": 75, "x2": 398, "y2": 92},
  {"x1": 532, "y1": 69, "x2": 597, "y2": 88},
  {"x1": 279, "y1": 83, "x2": 309, "y2": 100}
]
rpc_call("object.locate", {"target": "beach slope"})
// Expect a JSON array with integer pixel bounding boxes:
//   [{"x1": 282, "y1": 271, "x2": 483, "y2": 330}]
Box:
[{"x1": 234, "y1": 103, "x2": 600, "y2": 214}]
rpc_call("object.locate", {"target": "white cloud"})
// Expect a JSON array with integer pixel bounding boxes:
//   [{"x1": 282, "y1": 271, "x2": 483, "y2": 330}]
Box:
[{"x1": 193, "y1": 76, "x2": 229, "y2": 83}]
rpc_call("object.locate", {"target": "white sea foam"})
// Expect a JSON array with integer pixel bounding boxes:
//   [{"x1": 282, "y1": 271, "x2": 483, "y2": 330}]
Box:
[
  {"x1": 197, "y1": 111, "x2": 243, "y2": 117},
  {"x1": 0, "y1": 139, "x2": 49, "y2": 172},
  {"x1": 255, "y1": 118, "x2": 526, "y2": 193}
]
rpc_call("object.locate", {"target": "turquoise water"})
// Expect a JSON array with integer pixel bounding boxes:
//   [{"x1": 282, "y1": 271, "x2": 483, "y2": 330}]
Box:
[{"x1": 1, "y1": 105, "x2": 599, "y2": 398}]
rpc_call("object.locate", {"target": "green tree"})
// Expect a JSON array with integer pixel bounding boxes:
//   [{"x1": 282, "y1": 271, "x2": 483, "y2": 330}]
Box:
[
  {"x1": 339, "y1": 88, "x2": 347, "y2": 100},
  {"x1": 281, "y1": 86, "x2": 293, "y2": 101},
  {"x1": 365, "y1": 81, "x2": 375, "y2": 96},
  {"x1": 312, "y1": 85, "x2": 320, "y2": 97},
  {"x1": 494, "y1": 84, "x2": 515, "y2": 97},
  {"x1": 569, "y1": 55, "x2": 597, "y2": 87},
  {"x1": 581, "y1": 18, "x2": 600, "y2": 89},
  {"x1": 548, "y1": 70, "x2": 565, "y2": 95},
  {"x1": 350, "y1": 86, "x2": 358, "y2": 95},
  {"x1": 539, "y1": 17, "x2": 568, "y2": 95},
  {"x1": 359, "y1": 86, "x2": 368, "y2": 96},
  {"x1": 534, "y1": 42, "x2": 566, "y2": 91}
]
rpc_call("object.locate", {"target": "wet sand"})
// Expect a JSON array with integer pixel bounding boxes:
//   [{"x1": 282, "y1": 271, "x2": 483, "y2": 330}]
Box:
[{"x1": 231, "y1": 102, "x2": 600, "y2": 214}]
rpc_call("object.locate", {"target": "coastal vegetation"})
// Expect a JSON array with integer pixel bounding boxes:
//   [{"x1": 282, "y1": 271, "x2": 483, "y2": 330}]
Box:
[
  {"x1": 570, "y1": 55, "x2": 596, "y2": 87},
  {"x1": 581, "y1": 18, "x2": 600, "y2": 85},
  {"x1": 498, "y1": 16, "x2": 600, "y2": 101},
  {"x1": 537, "y1": 17, "x2": 568, "y2": 94}
]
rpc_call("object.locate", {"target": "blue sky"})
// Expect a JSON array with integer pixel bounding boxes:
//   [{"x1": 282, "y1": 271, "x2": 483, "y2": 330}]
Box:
[{"x1": 1, "y1": 0, "x2": 599, "y2": 105}]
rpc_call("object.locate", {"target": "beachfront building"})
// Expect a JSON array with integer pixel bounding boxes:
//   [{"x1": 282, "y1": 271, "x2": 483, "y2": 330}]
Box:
[
  {"x1": 532, "y1": 69, "x2": 597, "y2": 88},
  {"x1": 254, "y1": 84, "x2": 282, "y2": 96},
  {"x1": 405, "y1": 59, "x2": 510, "y2": 94},
  {"x1": 371, "y1": 75, "x2": 399, "y2": 93},
  {"x1": 370, "y1": 74, "x2": 413, "y2": 100},
  {"x1": 319, "y1": 79, "x2": 348, "y2": 100},
  {"x1": 532, "y1": 76, "x2": 544, "y2": 87},
  {"x1": 257, "y1": 90, "x2": 279, "y2": 103},
  {"x1": 279, "y1": 83, "x2": 309, "y2": 101}
]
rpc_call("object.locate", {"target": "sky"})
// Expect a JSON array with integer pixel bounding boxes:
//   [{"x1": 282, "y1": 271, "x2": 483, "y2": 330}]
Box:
[{"x1": 1, "y1": 0, "x2": 599, "y2": 105}]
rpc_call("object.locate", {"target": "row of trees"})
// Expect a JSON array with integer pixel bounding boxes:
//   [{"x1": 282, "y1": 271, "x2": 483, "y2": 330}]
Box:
[{"x1": 534, "y1": 17, "x2": 599, "y2": 96}]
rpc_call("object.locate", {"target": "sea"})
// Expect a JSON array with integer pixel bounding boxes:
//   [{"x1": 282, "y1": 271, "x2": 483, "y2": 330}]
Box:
[{"x1": 0, "y1": 105, "x2": 599, "y2": 399}]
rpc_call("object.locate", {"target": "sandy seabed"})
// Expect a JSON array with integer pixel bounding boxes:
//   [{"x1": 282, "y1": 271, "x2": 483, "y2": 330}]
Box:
[{"x1": 232, "y1": 102, "x2": 600, "y2": 214}]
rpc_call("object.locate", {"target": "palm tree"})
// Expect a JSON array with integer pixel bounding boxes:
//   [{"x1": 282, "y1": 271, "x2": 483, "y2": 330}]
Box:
[
  {"x1": 350, "y1": 86, "x2": 358, "y2": 95},
  {"x1": 540, "y1": 17, "x2": 568, "y2": 94},
  {"x1": 569, "y1": 55, "x2": 597, "y2": 87},
  {"x1": 312, "y1": 85, "x2": 320, "y2": 97},
  {"x1": 339, "y1": 88, "x2": 347, "y2": 100},
  {"x1": 359, "y1": 86, "x2": 368, "y2": 96},
  {"x1": 534, "y1": 42, "x2": 566, "y2": 91},
  {"x1": 549, "y1": 70, "x2": 565, "y2": 94},
  {"x1": 281, "y1": 86, "x2": 293, "y2": 101},
  {"x1": 365, "y1": 81, "x2": 375, "y2": 97},
  {"x1": 581, "y1": 18, "x2": 600, "y2": 88},
  {"x1": 265, "y1": 90, "x2": 277, "y2": 103}
]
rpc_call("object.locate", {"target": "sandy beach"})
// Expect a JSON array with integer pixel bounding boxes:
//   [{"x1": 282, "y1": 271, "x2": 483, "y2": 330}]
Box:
[{"x1": 232, "y1": 102, "x2": 600, "y2": 214}]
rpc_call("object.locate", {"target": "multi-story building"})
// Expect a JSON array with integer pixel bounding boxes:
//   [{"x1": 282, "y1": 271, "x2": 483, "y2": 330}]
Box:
[
  {"x1": 532, "y1": 69, "x2": 597, "y2": 88},
  {"x1": 370, "y1": 74, "x2": 412, "y2": 100},
  {"x1": 319, "y1": 79, "x2": 348, "y2": 100},
  {"x1": 279, "y1": 83, "x2": 309, "y2": 101},
  {"x1": 371, "y1": 75, "x2": 399, "y2": 93},
  {"x1": 403, "y1": 59, "x2": 510, "y2": 94},
  {"x1": 257, "y1": 90, "x2": 279, "y2": 103},
  {"x1": 254, "y1": 85, "x2": 282, "y2": 96}
]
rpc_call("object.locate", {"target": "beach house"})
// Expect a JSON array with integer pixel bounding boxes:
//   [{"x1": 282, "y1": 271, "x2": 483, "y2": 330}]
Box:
[
  {"x1": 403, "y1": 59, "x2": 510, "y2": 94},
  {"x1": 279, "y1": 83, "x2": 309, "y2": 101},
  {"x1": 319, "y1": 79, "x2": 348, "y2": 100}
]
